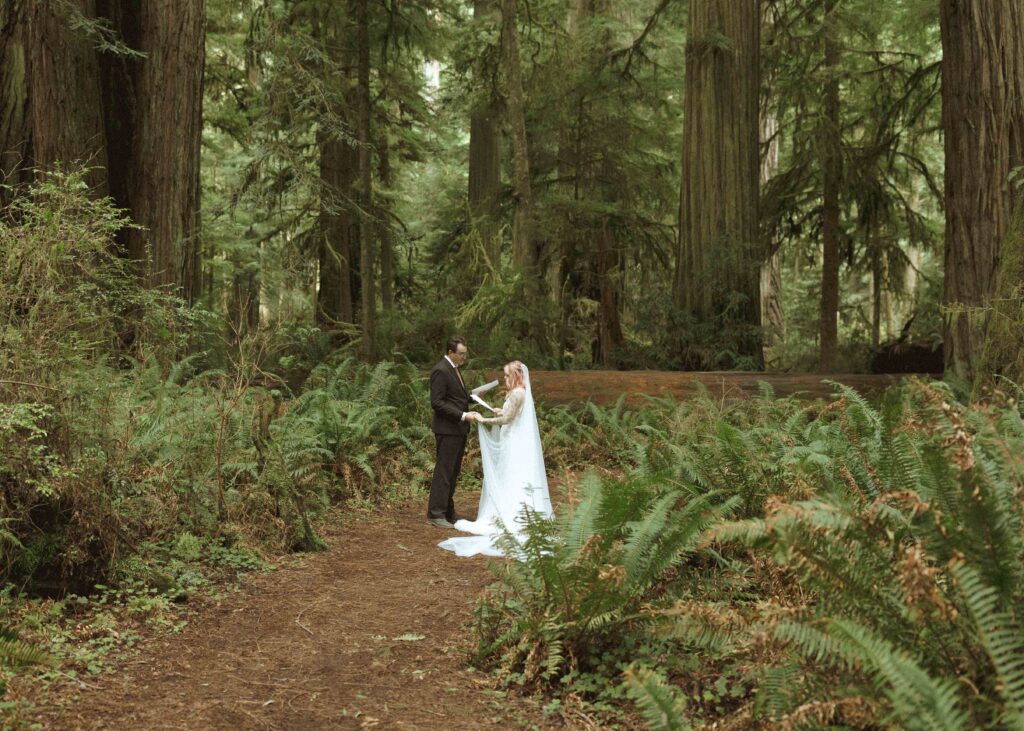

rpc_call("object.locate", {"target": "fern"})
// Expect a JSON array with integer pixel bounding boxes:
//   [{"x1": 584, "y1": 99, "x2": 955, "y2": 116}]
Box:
[
  {"x1": 624, "y1": 664, "x2": 691, "y2": 731},
  {"x1": 0, "y1": 637, "x2": 55, "y2": 669}
]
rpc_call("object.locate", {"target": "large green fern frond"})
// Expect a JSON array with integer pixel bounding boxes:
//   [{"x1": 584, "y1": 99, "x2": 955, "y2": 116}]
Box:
[{"x1": 624, "y1": 664, "x2": 691, "y2": 731}]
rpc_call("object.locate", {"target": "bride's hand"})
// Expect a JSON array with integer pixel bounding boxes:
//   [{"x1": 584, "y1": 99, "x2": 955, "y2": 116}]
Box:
[{"x1": 492, "y1": 407, "x2": 503, "y2": 415}]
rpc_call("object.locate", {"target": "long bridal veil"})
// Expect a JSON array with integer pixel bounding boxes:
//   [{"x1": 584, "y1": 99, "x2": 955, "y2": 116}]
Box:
[{"x1": 438, "y1": 364, "x2": 554, "y2": 557}]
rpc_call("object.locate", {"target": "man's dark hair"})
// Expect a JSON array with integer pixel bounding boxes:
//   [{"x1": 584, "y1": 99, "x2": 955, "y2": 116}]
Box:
[{"x1": 446, "y1": 335, "x2": 466, "y2": 354}]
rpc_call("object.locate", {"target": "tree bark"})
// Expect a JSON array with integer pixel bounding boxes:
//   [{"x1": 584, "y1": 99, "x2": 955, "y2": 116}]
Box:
[
  {"x1": 0, "y1": 0, "x2": 109, "y2": 202},
  {"x1": 469, "y1": 0, "x2": 502, "y2": 268},
  {"x1": 317, "y1": 132, "x2": 357, "y2": 327},
  {"x1": 976, "y1": 193, "x2": 1024, "y2": 390},
  {"x1": 759, "y1": 106, "x2": 784, "y2": 365},
  {"x1": 594, "y1": 216, "x2": 624, "y2": 366},
  {"x1": 355, "y1": 0, "x2": 375, "y2": 361},
  {"x1": 313, "y1": 7, "x2": 355, "y2": 328},
  {"x1": 675, "y1": 0, "x2": 761, "y2": 363},
  {"x1": 98, "y1": 0, "x2": 205, "y2": 303},
  {"x1": 377, "y1": 134, "x2": 395, "y2": 312},
  {"x1": 500, "y1": 0, "x2": 533, "y2": 272},
  {"x1": 939, "y1": 0, "x2": 1024, "y2": 384},
  {"x1": 818, "y1": 0, "x2": 841, "y2": 371}
]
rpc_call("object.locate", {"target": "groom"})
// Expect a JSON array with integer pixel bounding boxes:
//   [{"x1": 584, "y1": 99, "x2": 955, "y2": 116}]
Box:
[{"x1": 427, "y1": 335, "x2": 480, "y2": 529}]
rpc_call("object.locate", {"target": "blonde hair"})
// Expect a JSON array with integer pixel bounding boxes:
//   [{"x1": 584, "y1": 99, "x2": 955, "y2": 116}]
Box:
[{"x1": 504, "y1": 360, "x2": 525, "y2": 390}]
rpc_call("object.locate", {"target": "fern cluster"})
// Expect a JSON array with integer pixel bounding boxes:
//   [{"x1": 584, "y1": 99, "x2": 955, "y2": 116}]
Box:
[{"x1": 477, "y1": 380, "x2": 1024, "y2": 729}]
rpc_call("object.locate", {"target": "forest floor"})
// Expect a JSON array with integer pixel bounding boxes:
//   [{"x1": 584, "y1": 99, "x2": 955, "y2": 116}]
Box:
[{"x1": 18, "y1": 496, "x2": 582, "y2": 731}]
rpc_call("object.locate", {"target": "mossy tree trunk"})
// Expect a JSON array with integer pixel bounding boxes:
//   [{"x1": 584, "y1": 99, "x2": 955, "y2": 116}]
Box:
[
  {"x1": 818, "y1": 0, "x2": 841, "y2": 372},
  {"x1": 500, "y1": 0, "x2": 533, "y2": 273},
  {"x1": 675, "y1": 0, "x2": 762, "y2": 365},
  {"x1": 313, "y1": 6, "x2": 356, "y2": 328},
  {"x1": 468, "y1": 0, "x2": 502, "y2": 269},
  {"x1": 0, "y1": 0, "x2": 109, "y2": 202},
  {"x1": 939, "y1": 0, "x2": 1024, "y2": 384},
  {"x1": 355, "y1": 0, "x2": 376, "y2": 360},
  {"x1": 100, "y1": 0, "x2": 206, "y2": 304},
  {"x1": 977, "y1": 195, "x2": 1024, "y2": 392}
]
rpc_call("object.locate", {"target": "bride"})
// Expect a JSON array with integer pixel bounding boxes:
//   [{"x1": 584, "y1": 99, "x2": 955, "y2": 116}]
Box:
[{"x1": 438, "y1": 361, "x2": 553, "y2": 557}]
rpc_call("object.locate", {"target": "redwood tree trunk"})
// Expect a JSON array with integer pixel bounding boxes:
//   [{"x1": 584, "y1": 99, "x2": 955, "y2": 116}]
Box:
[
  {"x1": 469, "y1": 0, "x2": 502, "y2": 268},
  {"x1": 314, "y1": 7, "x2": 355, "y2": 328},
  {"x1": 99, "y1": 0, "x2": 205, "y2": 303},
  {"x1": 940, "y1": 0, "x2": 1024, "y2": 383},
  {"x1": 675, "y1": 0, "x2": 761, "y2": 363},
  {"x1": 378, "y1": 136, "x2": 395, "y2": 312},
  {"x1": 0, "y1": 0, "x2": 109, "y2": 202},
  {"x1": 355, "y1": 0, "x2": 375, "y2": 360},
  {"x1": 500, "y1": 0, "x2": 533, "y2": 271},
  {"x1": 316, "y1": 133, "x2": 356, "y2": 327},
  {"x1": 818, "y1": 0, "x2": 841, "y2": 372}
]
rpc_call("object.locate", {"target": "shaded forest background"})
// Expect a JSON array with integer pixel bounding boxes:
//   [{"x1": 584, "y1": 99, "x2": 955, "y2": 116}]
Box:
[{"x1": 7, "y1": 0, "x2": 1020, "y2": 380}]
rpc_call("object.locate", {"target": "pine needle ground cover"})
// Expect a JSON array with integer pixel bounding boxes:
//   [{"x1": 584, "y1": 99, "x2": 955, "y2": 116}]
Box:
[{"x1": 478, "y1": 382, "x2": 1024, "y2": 730}]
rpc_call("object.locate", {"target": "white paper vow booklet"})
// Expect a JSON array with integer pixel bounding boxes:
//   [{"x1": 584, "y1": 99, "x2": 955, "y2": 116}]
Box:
[{"x1": 471, "y1": 380, "x2": 499, "y2": 411}]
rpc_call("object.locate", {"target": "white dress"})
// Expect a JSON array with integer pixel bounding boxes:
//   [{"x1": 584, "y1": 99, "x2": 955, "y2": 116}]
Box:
[{"x1": 438, "y1": 368, "x2": 554, "y2": 557}]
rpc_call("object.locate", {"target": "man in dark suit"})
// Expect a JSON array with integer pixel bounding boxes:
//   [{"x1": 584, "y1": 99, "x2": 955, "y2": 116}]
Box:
[{"x1": 427, "y1": 335, "x2": 479, "y2": 528}]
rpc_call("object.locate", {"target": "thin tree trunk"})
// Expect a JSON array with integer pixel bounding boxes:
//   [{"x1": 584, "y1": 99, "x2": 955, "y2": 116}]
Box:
[
  {"x1": 500, "y1": 0, "x2": 533, "y2": 271},
  {"x1": 675, "y1": 0, "x2": 761, "y2": 365},
  {"x1": 759, "y1": 106, "x2": 784, "y2": 365},
  {"x1": 940, "y1": 0, "x2": 1024, "y2": 384},
  {"x1": 595, "y1": 216, "x2": 624, "y2": 366},
  {"x1": 469, "y1": 0, "x2": 502, "y2": 268},
  {"x1": 355, "y1": 0, "x2": 375, "y2": 360},
  {"x1": 818, "y1": 0, "x2": 841, "y2": 371},
  {"x1": 871, "y1": 230, "x2": 882, "y2": 348},
  {"x1": 377, "y1": 135, "x2": 394, "y2": 312}
]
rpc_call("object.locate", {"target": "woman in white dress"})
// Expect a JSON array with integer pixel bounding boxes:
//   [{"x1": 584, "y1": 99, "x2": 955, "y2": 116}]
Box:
[{"x1": 438, "y1": 361, "x2": 554, "y2": 557}]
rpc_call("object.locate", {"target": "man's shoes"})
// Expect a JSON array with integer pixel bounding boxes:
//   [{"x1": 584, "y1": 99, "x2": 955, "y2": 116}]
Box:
[
  {"x1": 449, "y1": 514, "x2": 466, "y2": 523},
  {"x1": 428, "y1": 517, "x2": 455, "y2": 529}
]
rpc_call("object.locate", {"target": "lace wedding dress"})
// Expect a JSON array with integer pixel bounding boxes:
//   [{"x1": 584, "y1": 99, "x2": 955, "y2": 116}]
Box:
[{"x1": 438, "y1": 365, "x2": 553, "y2": 557}]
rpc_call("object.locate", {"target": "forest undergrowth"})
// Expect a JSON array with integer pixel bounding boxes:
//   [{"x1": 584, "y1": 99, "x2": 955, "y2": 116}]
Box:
[
  {"x1": 3, "y1": 177, "x2": 1023, "y2": 729},
  {"x1": 475, "y1": 381, "x2": 1024, "y2": 729}
]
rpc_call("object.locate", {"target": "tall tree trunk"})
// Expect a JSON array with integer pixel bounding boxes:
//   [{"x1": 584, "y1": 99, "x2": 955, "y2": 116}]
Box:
[
  {"x1": 99, "y1": 0, "x2": 205, "y2": 303},
  {"x1": 594, "y1": 216, "x2": 624, "y2": 366},
  {"x1": 377, "y1": 135, "x2": 395, "y2": 312},
  {"x1": 469, "y1": 0, "x2": 502, "y2": 269},
  {"x1": 759, "y1": 107, "x2": 784, "y2": 365},
  {"x1": 675, "y1": 0, "x2": 761, "y2": 365},
  {"x1": 940, "y1": 0, "x2": 1024, "y2": 384},
  {"x1": 870, "y1": 227, "x2": 882, "y2": 348},
  {"x1": 0, "y1": 0, "x2": 109, "y2": 202},
  {"x1": 355, "y1": 0, "x2": 375, "y2": 360},
  {"x1": 314, "y1": 7, "x2": 355, "y2": 328},
  {"x1": 977, "y1": 193, "x2": 1024, "y2": 390},
  {"x1": 500, "y1": 0, "x2": 533, "y2": 272},
  {"x1": 818, "y1": 0, "x2": 841, "y2": 371},
  {"x1": 317, "y1": 133, "x2": 356, "y2": 327}
]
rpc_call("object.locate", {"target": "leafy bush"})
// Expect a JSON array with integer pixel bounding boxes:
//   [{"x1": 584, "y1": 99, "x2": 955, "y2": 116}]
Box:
[{"x1": 0, "y1": 174, "x2": 437, "y2": 594}]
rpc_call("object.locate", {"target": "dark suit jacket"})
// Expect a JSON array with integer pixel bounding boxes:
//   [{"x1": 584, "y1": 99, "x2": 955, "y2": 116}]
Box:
[{"x1": 430, "y1": 358, "x2": 470, "y2": 435}]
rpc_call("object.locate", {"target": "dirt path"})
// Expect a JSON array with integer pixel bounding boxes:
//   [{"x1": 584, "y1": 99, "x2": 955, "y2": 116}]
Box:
[{"x1": 29, "y1": 498, "x2": 563, "y2": 730}]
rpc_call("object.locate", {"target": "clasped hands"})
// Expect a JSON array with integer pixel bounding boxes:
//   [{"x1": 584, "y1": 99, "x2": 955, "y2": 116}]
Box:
[{"x1": 465, "y1": 407, "x2": 502, "y2": 423}]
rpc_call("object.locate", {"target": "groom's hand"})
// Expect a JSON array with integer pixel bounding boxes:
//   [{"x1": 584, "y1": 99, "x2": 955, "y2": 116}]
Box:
[{"x1": 464, "y1": 411, "x2": 480, "y2": 422}]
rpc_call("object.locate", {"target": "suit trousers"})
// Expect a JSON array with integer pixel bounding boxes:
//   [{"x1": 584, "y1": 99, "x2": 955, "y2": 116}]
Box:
[{"x1": 428, "y1": 433, "x2": 467, "y2": 521}]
